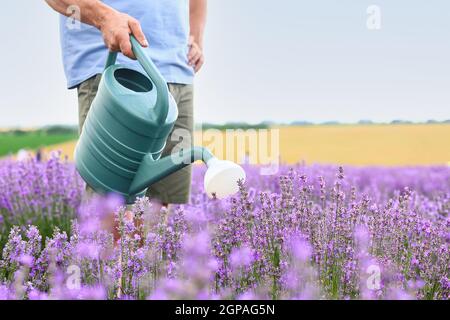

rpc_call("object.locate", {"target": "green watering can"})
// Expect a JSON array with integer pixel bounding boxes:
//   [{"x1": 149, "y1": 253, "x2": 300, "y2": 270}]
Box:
[{"x1": 75, "y1": 36, "x2": 245, "y2": 203}]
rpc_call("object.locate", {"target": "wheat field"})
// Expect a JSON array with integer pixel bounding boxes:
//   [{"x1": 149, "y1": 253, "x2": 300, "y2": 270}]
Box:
[{"x1": 43, "y1": 124, "x2": 450, "y2": 166}]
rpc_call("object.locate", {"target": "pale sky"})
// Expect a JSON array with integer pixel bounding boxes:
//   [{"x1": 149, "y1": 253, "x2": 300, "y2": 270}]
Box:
[{"x1": 0, "y1": 0, "x2": 449, "y2": 128}]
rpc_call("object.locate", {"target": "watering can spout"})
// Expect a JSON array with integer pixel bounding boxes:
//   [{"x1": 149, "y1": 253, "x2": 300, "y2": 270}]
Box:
[
  {"x1": 129, "y1": 147, "x2": 214, "y2": 195},
  {"x1": 129, "y1": 147, "x2": 246, "y2": 200}
]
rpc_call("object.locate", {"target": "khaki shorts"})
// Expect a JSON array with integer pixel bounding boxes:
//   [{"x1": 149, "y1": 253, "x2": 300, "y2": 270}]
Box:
[{"x1": 77, "y1": 74, "x2": 194, "y2": 204}]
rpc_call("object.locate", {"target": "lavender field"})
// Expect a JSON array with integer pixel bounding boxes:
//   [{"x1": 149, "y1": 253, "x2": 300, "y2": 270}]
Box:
[{"x1": 0, "y1": 155, "x2": 448, "y2": 300}]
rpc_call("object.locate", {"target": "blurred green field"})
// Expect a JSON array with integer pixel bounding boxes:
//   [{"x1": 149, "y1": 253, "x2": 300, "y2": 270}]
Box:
[{"x1": 0, "y1": 132, "x2": 77, "y2": 157}]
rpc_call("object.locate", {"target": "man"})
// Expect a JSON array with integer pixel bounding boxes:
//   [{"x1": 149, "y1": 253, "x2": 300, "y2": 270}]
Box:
[{"x1": 46, "y1": 0, "x2": 207, "y2": 205}]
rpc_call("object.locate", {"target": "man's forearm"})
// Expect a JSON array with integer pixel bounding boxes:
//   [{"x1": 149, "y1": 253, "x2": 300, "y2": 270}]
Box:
[
  {"x1": 45, "y1": 0, "x2": 148, "y2": 58},
  {"x1": 45, "y1": 0, "x2": 115, "y2": 29},
  {"x1": 190, "y1": 0, "x2": 207, "y2": 48}
]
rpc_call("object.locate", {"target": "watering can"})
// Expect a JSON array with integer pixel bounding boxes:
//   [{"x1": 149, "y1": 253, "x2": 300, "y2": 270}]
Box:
[{"x1": 74, "y1": 36, "x2": 245, "y2": 203}]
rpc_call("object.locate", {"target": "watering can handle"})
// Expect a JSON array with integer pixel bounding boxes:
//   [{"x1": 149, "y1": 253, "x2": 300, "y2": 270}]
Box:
[{"x1": 105, "y1": 35, "x2": 169, "y2": 124}]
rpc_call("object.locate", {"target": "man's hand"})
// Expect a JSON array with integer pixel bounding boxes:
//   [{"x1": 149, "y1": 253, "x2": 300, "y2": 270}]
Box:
[
  {"x1": 98, "y1": 10, "x2": 148, "y2": 59},
  {"x1": 45, "y1": 0, "x2": 148, "y2": 59},
  {"x1": 188, "y1": 36, "x2": 204, "y2": 73}
]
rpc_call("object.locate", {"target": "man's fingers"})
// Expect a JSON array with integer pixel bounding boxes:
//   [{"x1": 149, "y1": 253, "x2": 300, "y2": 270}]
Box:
[
  {"x1": 189, "y1": 51, "x2": 202, "y2": 66},
  {"x1": 194, "y1": 56, "x2": 204, "y2": 73},
  {"x1": 187, "y1": 40, "x2": 204, "y2": 71},
  {"x1": 119, "y1": 35, "x2": 135, "y2": 59},
  {"x1": 188, "y1": 44, "x2": 197, "y2": 60},
  {"x1": 188, "y1": 43, "x2": 200, "y2": 63},
  {"x1": 106, "y1": 41, "x2": 118, "y2": 52},
  {"x1": 108, "y1": 42, "x2": 120, "y2": 52},
  {"x1": 103, "y1": 32, "x2": 118, "y2": 52},
  {"x1": 129, "y1": 18, "x2": 148, "y2": 47}
]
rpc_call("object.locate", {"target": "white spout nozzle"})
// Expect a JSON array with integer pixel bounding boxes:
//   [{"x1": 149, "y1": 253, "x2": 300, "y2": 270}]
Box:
[{"x1": 204, "y1": 158, "x2": 246, "y2": 199}]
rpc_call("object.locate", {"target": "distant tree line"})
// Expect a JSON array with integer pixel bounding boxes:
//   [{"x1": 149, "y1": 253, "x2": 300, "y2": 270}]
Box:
[
  {"x1": 0, "y1": 125, "x2": 78, "y2": 136},
  {"x1": 286, "y1": 119, "x2": 450, "y2": 126},
  {"x1": 1, "y1": 119, "x2": 449, "y2": 136},
  {"x1": 196, "y1": 122, "x2": 270, "y2": 130}
]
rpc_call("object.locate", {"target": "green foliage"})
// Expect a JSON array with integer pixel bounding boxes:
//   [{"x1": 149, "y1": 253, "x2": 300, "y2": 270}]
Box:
[
  {"x1": 43, "y1": 125, "x2": 78, "y2": 135},
  {"x1": 196, "y1": 122, "x2": 270, "y2": 131},
  {"x1": 0, "y1": 131, "x2": 77, "y2": 157}
]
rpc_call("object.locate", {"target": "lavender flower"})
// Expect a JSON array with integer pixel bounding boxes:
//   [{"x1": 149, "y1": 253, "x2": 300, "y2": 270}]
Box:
[{"x1": 0, "y1": 157, "x2": 448, "y2": 300}]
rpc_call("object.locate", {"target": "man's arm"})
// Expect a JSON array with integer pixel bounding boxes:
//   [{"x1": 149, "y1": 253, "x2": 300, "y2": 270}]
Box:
[
  {"x1": 45, "y1": 0, "x2": 148, "y2": 59},
  {"x1": 188, "y1": 0, "x2": 207, "y2": 72}
]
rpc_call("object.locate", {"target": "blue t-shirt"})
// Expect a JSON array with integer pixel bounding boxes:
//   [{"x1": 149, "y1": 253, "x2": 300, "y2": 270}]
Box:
[{"x1": 59, "y1": 0, "x2": 194, "y2": 89}]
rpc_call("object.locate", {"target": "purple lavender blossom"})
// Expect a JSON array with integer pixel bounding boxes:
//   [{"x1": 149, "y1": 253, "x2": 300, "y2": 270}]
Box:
[{"x1": 0, "y1": 157, "x2": 448, "y2": 300}]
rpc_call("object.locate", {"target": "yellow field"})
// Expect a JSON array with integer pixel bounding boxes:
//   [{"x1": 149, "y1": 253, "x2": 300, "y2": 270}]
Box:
[
  {"x1": 42, "y1": 124, "x2": 450, "y2": 166},
  {"x1": 274, "y1": 124, "x2": 450, "y2": 165}
]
